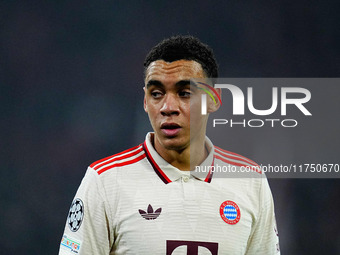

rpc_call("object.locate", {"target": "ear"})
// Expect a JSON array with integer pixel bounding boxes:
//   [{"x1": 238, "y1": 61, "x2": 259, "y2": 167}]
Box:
[
  {"x1": 143, "y1": 87, "x2": 148, "y2": 113},
  {"x1": 207, "y1": 88, "x2": 221, "y2": 113}
]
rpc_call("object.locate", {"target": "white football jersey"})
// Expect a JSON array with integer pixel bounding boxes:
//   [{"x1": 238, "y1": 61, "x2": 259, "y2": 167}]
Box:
[{"x1": 59, "y1": 133, "x2": 280, "y2": 255}]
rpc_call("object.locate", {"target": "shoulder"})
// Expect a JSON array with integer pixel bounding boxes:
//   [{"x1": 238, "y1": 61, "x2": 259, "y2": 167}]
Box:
[
  {"x1": 213, "y1": 145, "x2": 262, "y2": 174},
  {"x1": 89, "y1": 144, "x2": 146, "y2": 175}
]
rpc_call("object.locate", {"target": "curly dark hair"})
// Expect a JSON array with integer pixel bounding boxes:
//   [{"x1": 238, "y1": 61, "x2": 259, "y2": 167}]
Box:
[{"x1": 144, "y1": 35, "x2": 218, "y2": 78}]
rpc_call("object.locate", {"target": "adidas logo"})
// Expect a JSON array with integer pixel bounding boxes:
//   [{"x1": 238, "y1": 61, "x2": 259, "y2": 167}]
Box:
[{"x1": 139, "y1": 204, "x2": 162, "y2": 220}]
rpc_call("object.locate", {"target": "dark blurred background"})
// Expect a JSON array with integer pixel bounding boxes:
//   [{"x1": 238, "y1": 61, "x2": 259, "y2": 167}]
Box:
[{"x1": 1, "y1": 1, "x2": 339, "y2": 254}]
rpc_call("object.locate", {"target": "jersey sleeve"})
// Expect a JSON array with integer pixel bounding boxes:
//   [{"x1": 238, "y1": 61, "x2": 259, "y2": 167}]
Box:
[
  {"x1": 245, "y1": 177, "x2": 280, "y2": 255},
  {"x1": 59, "y1": 167, "x2": 114, "y2": 255}
]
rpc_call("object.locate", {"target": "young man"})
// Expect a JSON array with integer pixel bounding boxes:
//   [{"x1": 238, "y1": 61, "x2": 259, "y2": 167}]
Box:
[{"x1": 59, "y1": 35, "x2": 280, "y2": 255}]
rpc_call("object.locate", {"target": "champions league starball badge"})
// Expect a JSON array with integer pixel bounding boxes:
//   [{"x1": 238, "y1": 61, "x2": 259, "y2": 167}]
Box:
[
  {"x1": 68, "y1": 198, "x2": 84, "y2": 232},
  {"x1": 220, "y1": 200, "x2": 241, "y2": 225}
]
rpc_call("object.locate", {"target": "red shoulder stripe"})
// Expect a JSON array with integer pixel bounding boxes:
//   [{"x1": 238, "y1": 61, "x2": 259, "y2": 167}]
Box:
[
  {"x1": 90, "y1": 144, "x2": 142, "y2": 169},
  {"x1": 214, "y1": 146, "x2": 258, "y2": 166},
  {"x1": 97, "y1": 154, "x2": 146, "y2": 175},
  {"x1": 92, "y1": 146, "x2": 143, "y2": 170}
]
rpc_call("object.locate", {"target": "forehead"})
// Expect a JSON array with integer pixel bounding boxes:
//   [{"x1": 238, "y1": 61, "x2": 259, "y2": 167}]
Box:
[{"x1": 145, "y1": 60, "x2": 205, "y2": 84}]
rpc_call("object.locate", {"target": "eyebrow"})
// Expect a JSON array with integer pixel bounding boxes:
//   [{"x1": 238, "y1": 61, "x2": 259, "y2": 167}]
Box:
[
  {"x1": 146, "y1": 79, "x2": 192, "y2": 89},
  {"x1": 146, "y1": 80, "x2": 162, "y2": 88}
]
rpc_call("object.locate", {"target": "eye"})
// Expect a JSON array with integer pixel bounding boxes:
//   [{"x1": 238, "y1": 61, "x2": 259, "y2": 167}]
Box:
[
  {"x1": 150, "y1": 91, "x2": 163, "y2": 98},
  {"x1": 178, "y1": 90, "x2": 191, "y2": 98}
]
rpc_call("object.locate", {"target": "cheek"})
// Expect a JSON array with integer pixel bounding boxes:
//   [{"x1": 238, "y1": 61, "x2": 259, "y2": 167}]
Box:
[
  {"x1": 189, "y1": 96, "x2": 207, "y2": 127},
  {"x1": 189, "y1": 96, "x2": 202, "y2": 117},
  {"x1": 146, "y1": 105, "x2": 159, "y2": 124},
  {"x1": 147, "y1": 107, "x2": 156, "y2": 118}
]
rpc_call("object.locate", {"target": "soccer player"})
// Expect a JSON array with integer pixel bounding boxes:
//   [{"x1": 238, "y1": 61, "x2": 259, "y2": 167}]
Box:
[{"x1": 59, "y1": 35, "x2": 280, "y2": 255}]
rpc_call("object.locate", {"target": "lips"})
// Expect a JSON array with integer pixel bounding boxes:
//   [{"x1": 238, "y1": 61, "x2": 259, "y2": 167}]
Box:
[{"x1": 160, "y1": 123, "x2": 181, "y2": 136}]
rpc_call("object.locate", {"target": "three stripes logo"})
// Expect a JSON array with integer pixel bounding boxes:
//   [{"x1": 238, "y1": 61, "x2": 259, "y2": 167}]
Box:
[{"x1": 139, "y1": 204, "x2": 162, "y2": 220}]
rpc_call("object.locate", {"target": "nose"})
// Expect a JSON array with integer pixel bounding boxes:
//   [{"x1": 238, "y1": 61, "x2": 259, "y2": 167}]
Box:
[{"x1": 160, "y1": 94, "x2": 180, "y2": 116}]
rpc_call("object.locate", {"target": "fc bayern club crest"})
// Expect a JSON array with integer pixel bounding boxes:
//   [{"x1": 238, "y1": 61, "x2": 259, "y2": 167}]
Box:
[
  {"x1": 68, "y1": 198, "x2": 84, "y2": 232},
  {"x1": 220, "y1": 200, "x2": 241, "y2": 225}
]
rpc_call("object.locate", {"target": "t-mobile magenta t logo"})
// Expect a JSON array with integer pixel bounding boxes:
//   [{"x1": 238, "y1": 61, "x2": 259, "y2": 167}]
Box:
[{"x1": 166, "y1": 240, "x2": 218, "y2": 255}]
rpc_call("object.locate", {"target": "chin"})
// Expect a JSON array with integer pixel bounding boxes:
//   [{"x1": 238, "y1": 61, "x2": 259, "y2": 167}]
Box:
[{"x1": 159, "y1": 136, "x2": 188, "y2": 151}]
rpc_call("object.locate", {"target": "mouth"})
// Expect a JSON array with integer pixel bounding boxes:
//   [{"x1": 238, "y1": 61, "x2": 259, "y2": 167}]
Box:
[{"x1": 160, "y1": 123, "x2": 182, "y2": 136}]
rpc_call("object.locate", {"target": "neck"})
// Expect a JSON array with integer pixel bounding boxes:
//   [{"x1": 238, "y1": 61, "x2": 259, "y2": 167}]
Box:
[{"x1": 152, "y1": 134, "x2": 208, "y2": 171}]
